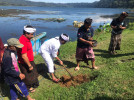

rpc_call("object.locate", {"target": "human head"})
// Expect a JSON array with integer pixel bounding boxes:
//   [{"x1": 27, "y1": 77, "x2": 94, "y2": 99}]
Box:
[
  {"x1": 4, "y1": 44, "x2": 8, "y2": 49},
  {"x1": 84, "y1": 18, "x2": 93, "y2": 29},
  {"x1": 59, "y1": 33, "x2": 69, "y2": 44},
  {"x1": 7, "y1": 38, "x2": 23, "y2": 51},
  {"x1": 119, "y1": 12, "x2": 128, "y2": 21},
  {"x1": 23, "y1": 25, "x2": 36, "y2": 39}
]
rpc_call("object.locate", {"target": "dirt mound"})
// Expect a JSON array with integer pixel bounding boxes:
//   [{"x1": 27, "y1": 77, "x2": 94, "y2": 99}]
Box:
[{"x1": 59, "y1": 74, "x2": 97, "y2": 88}]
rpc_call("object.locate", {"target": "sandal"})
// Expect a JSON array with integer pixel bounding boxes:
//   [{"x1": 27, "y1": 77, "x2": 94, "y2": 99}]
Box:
[
  {"x1": 74, "y1": 66, "x2": 80, "y2": 71},
  {"x1": 29, "y1": 87, "x2": 36, "y2": 93},
  {"x1": 53, "y1": 78, "x2": 60, "y2": 83}
]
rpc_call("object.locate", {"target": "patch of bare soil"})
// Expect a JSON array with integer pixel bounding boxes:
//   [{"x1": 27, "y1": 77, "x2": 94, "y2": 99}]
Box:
[{"x1": 59, "y1": 74, "x2": 97, "y2": 88}]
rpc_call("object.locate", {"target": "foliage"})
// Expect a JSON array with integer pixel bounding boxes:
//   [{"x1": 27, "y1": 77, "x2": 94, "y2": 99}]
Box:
[
  {"x1": 128, "y1": 22, "x2": 134, "y2": 30},
  {"x1": 94, "y1": 0, "x2": 134, "y2": 8},
  {"x1": 95, "y1": 23, "x2": 111, "y2": 40}
]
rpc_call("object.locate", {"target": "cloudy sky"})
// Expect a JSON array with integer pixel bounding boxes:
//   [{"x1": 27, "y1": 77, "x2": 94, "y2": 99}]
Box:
[{"x1": 28, "y1": 0, "x2": 100, "y2": 3}]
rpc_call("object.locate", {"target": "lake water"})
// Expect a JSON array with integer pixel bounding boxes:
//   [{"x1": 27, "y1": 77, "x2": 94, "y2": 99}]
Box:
[{"x1": 0, "y1": 6, "x2": 128, "y2": 43}]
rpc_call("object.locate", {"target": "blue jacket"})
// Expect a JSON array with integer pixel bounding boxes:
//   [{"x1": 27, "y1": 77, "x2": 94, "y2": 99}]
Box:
[{"x1": 2, "y1": 49, "x2": 21, "y2": 85}]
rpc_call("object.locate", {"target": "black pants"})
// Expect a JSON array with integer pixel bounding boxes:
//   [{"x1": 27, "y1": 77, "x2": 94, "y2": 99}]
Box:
[{"x1": 0, "y1": 64, "x2": 4, "y2": 83}]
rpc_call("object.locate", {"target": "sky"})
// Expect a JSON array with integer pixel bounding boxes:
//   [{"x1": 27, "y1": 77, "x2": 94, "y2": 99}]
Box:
[{"x1": 28, "y1": 0, "x2": 100, "y2": 3}]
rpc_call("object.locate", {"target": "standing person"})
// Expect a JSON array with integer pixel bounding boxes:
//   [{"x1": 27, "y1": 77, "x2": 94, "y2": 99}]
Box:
[
  {"x1": 75, "y1": 18, "x2": 97, "y2": 71},
  {"x1": 17, "y1": 25, "x2": 39, "y2": 92},
  {"x1": 2, "y1": 38, "x2": 35, "y2": 100},
  {"x1": 39, "y1": 34, "x2": 69, "y2": 83},
  {"x1": 108, "y1": 12, "x2": 128, "y2": 55},
  {"x1": 0, "y1": 37, "x2": 4, "y2": 82}
]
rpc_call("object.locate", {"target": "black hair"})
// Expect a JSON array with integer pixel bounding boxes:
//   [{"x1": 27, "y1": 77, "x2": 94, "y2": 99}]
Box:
[
  {"x1": 59, "y1": 33, "x2": 69, "y2": 41},
  {"x1": 23, "y1": 25, "x2": 34, "y2": 35},
  {"x1": 120, "y1": 12, "x2": 128, "y2": 18},
  {"x1": 84, "y1": 18, "x2": 92, "y2": 25}
]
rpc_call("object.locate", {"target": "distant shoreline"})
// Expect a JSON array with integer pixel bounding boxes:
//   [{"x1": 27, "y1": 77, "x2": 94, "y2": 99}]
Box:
[
  {"x1": 0, "y1": 9, "x2": 34, "y2": 17},
  {"x1": 0, "y1": 9, "x2": 56, "y2": 17},
  {"x1": 101, "y1": 12, "x2": 134, "y2": 23}
]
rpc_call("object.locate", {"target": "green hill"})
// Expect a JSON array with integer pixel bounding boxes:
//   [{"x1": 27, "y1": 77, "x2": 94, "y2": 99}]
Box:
[
  {"x1": 92, "y1": 0, "x2": 134, "y2": 8},
  {"x1": 0, "y1": 0, "x2": 133, "y2": 8}
]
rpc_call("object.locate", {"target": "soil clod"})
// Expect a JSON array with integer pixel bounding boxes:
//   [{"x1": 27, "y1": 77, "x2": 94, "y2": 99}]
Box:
[{"x1": 59, "y1": 74, "x2": 97, "y2": 88}]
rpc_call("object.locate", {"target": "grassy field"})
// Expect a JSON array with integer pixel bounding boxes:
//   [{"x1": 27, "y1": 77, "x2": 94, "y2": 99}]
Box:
[{"x1": 1, "y1": 29, "x2": 134, "y2": 100}]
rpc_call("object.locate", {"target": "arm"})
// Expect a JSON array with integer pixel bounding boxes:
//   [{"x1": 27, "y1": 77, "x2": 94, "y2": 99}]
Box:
[
  {"x1": 19, "y1": 39, "x2": 33, "y2": 71},
  {"x1": 52, "y1": 45, "x2": 63, "y2": 65},
  {"x1": 119, "y1": 26, "x2": 126, "y2": 30},
  {"x1": 79, "y1": 38, "x2": 93, "y2": 46},
  {"x1": 111, "y1": 25, "x2": 117, "y2": 29},
  {"x1": 55, "y1": 56, "x2": 63, "y2": 65},
  {"x1": 110, "y1": 19, "x2": 117, "y2": 29},
  {"x1": 22, "y1": 53, "x2": 33, "y2": 70},
  {"x1": 0, "y1": 52, "x2": 4, "y2": 64},
  {"x1": 120, "y1": 21, "x2": 127, "y2": 30}
]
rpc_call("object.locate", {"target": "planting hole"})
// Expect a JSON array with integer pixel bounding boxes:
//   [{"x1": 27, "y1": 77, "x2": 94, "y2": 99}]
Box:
[{"x1": 59, "y1": 74, "x2": 98, "y2": 88}]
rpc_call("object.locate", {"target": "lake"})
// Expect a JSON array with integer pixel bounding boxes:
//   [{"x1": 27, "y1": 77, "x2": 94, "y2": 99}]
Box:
[{"x1": 0, "y1": 6, "x2": 128, "y2": 43}]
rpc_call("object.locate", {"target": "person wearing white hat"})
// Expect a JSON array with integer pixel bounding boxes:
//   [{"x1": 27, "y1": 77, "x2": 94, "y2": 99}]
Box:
[
  {"x1": 4, "y1": 44, "x2": 8, "y2": 49},
  {"x1": 39, "y1": 33, "x2": 69, "y2": 83},
  {"x1": 17, "y1": 25, "x2": 39, "y2": 92}
]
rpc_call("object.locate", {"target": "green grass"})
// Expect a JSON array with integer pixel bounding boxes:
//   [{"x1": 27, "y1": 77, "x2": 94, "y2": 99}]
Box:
[{"x1": 1, "y1": 29, "x2": 134, "y2": 100}]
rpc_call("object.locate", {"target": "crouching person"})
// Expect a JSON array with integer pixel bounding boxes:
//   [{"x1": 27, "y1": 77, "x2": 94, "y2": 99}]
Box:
[
  {"x1": 39, "y1": 34, "x2": 69, "y2": 83},
  {"x1": 2, "y1": 38, "x2": 35, "y2": 100}
]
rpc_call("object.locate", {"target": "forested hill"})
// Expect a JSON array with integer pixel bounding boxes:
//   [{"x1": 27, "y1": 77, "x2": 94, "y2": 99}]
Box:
[
  {"x1": 0, "y1": 0, "x2": 44, "y2": 6},
  {"x1": 0, "y1": 0, "x2": 94, "y2": 7},
  {"x1": 0, "y1": 0, "x2": 133, "y2": 8},
  {"x1": 94, "y1": 0, "x2": 134, "y2": 8}
]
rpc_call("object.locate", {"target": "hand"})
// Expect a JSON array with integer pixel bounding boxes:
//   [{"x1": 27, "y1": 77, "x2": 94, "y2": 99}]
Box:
[
  {"x1": 19, "y1": 73, "x2": 25, "y2": 80},
  {"x1": 59, "y1": 60, "x2": 63, "y2": 65},
  {"x1": 112, "y1": 26, "x2": 117, "y2": 29},
  {"x1": 89, "y1": 37, "x2": 93, "y2": 41},
  {"x1": 88, "y1": 41, "x2": 93, "y2": 47},
  {"x1": 29, "y1": 66, "x2": 33, "y2": 71},
  {"x1": 119, "y1": 25, "x2": 123, "y2": 29}
]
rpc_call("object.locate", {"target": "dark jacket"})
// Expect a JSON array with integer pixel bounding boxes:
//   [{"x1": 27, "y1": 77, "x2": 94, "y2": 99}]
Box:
[
  {"x1": 2, "y1": 49, "x2": 21, "y2": 85},
  {"x1": 111, "y1": 18, "x2": 126, "y2": 34},
  {"x1": 77, "y1": 25, "x2": 94, "y2": 48}
]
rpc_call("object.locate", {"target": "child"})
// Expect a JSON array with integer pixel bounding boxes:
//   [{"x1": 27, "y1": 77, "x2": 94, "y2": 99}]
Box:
[{"x1": 2, "y1": 38, "x2": 35, "y2": 100}]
